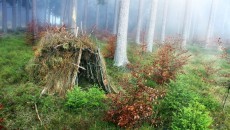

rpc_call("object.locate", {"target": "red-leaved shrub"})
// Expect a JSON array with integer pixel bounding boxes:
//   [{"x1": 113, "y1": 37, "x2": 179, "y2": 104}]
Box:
[
  {"x1": 144, "y1": 43, "x2": 190, "y2": 84},
  {"x1": 26, "y1": 21, "x2": 37, "y2": 45},
  {"x1": 104, "y1": 35, "x2": 116, "y2": 59},
  {"x1": 26, "y1": 22, "x2": 66, "y2": 45},
  {"x1": 105, "y1": 84, "x2": 165, "y2": 128},
  {"x1": 0, "y1": 104, "x2": 4, "y2": 129}
]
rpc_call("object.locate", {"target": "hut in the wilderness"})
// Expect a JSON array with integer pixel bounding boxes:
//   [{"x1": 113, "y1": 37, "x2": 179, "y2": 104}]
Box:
[{"x1": 29, "y1": 29, "x2": 112, "y2": 96}]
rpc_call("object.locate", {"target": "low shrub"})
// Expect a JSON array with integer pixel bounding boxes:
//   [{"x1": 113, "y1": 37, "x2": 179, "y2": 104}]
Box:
[
  {"x1": 145, "y1": 43, "x2": 190, "y2": 84},
  {"x1": 105, "y1": 84, "x2": 165, "y2": 128},
  {"x1": 127, "y1": 43, "x2": 190, "y2": 86},
  {"x1": 0, "y1": 104, "x2": 4, "y2": 129},
  {"x1": 104, "y1": 35, "x2": 116, "y2": 59},
  {"x1": 158, "y1": 83, "x2": 199, "y2": 126},
  {"x1": 157, "y1": 73, "x2": 217, "y2": 129},
  {"x1": 171, "y1": 101, "x2": 213, "y2": 130},
  {"x1": 65, "y1": 85, "x2": 106, "y2": 112}
]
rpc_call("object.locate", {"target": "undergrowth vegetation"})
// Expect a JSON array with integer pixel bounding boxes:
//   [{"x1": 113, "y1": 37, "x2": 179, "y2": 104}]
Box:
[
  {"x1": 65, "y1": 86, "x2": 106, "y2": 112},
  {"x1": 0, "y1": 35, "x2": 229, "y2": 129}
]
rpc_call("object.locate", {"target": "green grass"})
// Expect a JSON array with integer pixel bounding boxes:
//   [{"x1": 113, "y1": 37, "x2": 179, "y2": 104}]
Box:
[{"x1": 0, "y1": 34, "x2": 33, "y2": 86}]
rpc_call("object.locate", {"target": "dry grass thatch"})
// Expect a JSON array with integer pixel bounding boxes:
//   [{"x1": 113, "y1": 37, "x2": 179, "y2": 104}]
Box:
[{"x1": 28, "y1": 29, "x2": 111, "y2": 96}]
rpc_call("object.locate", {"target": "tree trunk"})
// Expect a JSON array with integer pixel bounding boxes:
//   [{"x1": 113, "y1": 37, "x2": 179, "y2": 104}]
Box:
[
  {"x1": 105, "y1": 1, "x2": 109, "y2": 31},
  {"x1": 55, "y1": 16, "x2": 56, "y2": 25},
  {"x1": 135, "y1": 0, "x2": 143, "y2": 44},
  {"x1": 160, "y1": 0, "x2": 169, "y2": 43},
  {"x1": 146, "y1": 0, "x2": 158, "y2": 52},
  {"x1": 182, "y1": 0, "x2": 192, "y2": 47},
  {"x1": 12, "y1": 0, "x2": 17, "y2": 32},
  {"x1": 2, "y1": 0, "x2": 7, "y2": 33},
  {"x1": 32, "y1": 0, "x2": 37, "y2": 40},
  {"x1": 206, "y1": 0, "x2": 217, "y2": 47},
  {"x1": 48, "y1": 0, "x2": 51, "y2": 24},
  {"x1": 96, "y1": 4, "x2": 99, "y2": 29},
  {"x1": 71, "y1": 0, "x2": 78, "y2": 37},
  {"x1": 114, "y1": 0, "x2": 130, "y2": 66},
  {"x1": 26, "y1": 0, "x2": 30, "y2": 24},
  {"x1": 221, "y1": 5, "x2": 229, "y2": 37},
  {"x1": 44, "y1": 0, "x2": 47, "y2": 23},
  {"x1": 83, "y1": 0, "x2": 88, "y2": 31},
  {"x1": 112, "y1": 0, "x2": 119, "y2": 34},
  {"x1": 190, "y1": 14, "x2": 197, "y2": 42},
  {"x1": 18, "y1": 0, "x2": 22, "y2": 29},
  {"x1": 68, "y1": 0, "x2": 73, "y2": 27},
  {"x1": 61, "y1": 0, "x2": 66, "y2": 25}
]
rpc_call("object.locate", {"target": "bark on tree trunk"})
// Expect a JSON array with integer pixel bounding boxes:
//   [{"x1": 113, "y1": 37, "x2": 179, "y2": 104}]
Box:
[
  {"x1": 68, "y1": 0, "x2": 73, "y2": 27},
  {"x1": 206, "y1": 0, "x2": 217, "y2": 47},
  {"x1": 12, "y1": 0, "x2": 17, "y2": 32},
  {"x1": 112, "y1": 0, "x2": 119, "y2": 34},
  {"x1": 83, "y1": 0, "x2": 88, "y2": 31},
  {"x1": 61, "y1": 0, "x2": 66, "y2": 25},
  {"x1": 135, "y1": 0, "x2": 143, "y2": 45},
  {"x1": 44, "y1": 0, "x2": 47, "y2": 23},
  {"x1": 146, "y1": 0, "x2": 158, "y2": 52},
  {"x1": 32, "y1": 0, "x2": 37, "y2": 39},
  {"x1": 72, "y1": 0, "x2": 78, "y2": 37},
  {"x1": 182, "y1": 0, "x2": 192, "y2": 47},
  {"x1": 26, "y1": 0, "x2": 30, "y2": 24},
  {"x1": 2, "y1": 0, "x2": 7, "y2": 33},
  {"x1": 96, "y1": 4, "x2": 99, "y2": 29},
  {"x1": 160, "y1": 0, "x2": 169, "y2": 43},
  {"x1": 114, "y1": 0, "x2": 130, "y2": 66},
  {"x1": 105, "y1": 1, "x2": 109, "y2": 31},
  {"x1": 18, "y1": 0, "x2": 22, "y2": 29}
]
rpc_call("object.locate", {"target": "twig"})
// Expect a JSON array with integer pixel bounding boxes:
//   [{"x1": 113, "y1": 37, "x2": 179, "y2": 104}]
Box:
[
  {"x1": 35, "y1": 103, "x2": 43, "y2": 126},
  {"x1": 72, "y1": 48, "x2": 83, "y2": 87},
  {"x1": 54, "y1": 43, "x2": 68, "y2": 49},
  {"x1": 72, "y1": 63, "x2": 86, "y2": 70},
  {"x1": 88, "y1": 25, "x2": 96, "y2": 38},
  {"x1": 223, "y1": 82, "x2": 230, "y2": 109},
  {"x1": 40, "y1": 87, "x2": 47, "y2": 98}
]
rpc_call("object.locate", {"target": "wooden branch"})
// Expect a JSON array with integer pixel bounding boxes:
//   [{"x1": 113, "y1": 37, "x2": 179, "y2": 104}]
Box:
[
  {"x1": 223, "y1": 84, "x2": 230, "y2": 109},
  {"x1": 54, "y1": 43, "x2": 68, "y2": 49},
  {"x1": 71, "y1": 48, "x2": 83, "y2": 87},
  {"x1": 40, "y1": 87, "x2": 47, "y2": 98},
  {"x1": 35, "y1": 103, "x2": 43, "y2": 126},
  {"x1": 72, "y1": 63, "x2": 86, "y2": 70}
]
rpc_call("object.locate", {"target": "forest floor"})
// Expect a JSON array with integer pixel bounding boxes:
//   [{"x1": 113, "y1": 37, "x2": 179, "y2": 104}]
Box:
[{"x1": 0, "y1": 34, "x2": 230, "y2": 129}]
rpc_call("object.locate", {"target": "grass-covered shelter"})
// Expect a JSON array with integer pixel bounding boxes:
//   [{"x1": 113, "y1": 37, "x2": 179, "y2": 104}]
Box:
[{"x1": 28, "y1": 29, "x2": 111, "y2": 96}]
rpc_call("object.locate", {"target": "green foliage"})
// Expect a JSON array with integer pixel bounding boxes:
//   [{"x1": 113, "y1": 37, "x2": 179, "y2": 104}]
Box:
[
  {"x1": 159, "y1": 81, "x2": 200, "y2": 125},
  {"x1": 145, "y1": 80, "x2": 157, "y2": 88},
  {"x1": 157, "y1": 72, "x2": 219, "y2": 129},
  {"x1": 65, "y1": 85, "x2": 106, "y2": 111},
  {"x1": 171, "y1": 101, "x2": 213, "y2": 130}
]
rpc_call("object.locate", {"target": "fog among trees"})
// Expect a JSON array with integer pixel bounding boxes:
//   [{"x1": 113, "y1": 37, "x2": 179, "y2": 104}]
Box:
[
  {"x1": 0, "y1": 0, "x2": 230, "y2": 44},
  {"x1": 0, "y1": 0, "x2": 230, "y2": 129}
]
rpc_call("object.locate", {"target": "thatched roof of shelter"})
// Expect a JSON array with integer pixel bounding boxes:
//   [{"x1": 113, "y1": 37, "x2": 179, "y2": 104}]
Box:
[{"x1": 28, "y1": 29, "x2": 112, "y2": 96}]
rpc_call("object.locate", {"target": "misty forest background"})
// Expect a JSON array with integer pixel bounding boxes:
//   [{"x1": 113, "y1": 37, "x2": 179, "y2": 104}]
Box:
[
  {"x1": 1, "y1": 0, "x2": 230, "y2": 45},
  {"x1": 0, "y1": 0, "x2": 230, "y2": 129}
]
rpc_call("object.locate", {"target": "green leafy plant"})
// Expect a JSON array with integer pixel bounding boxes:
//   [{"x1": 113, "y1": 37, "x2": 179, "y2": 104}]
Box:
[
  {"x1": 65, "y1": 85, "x2": 106, "y2": 111},
  {"x1": 171, "y1": 101, "x2": 213, "y2": 130}
]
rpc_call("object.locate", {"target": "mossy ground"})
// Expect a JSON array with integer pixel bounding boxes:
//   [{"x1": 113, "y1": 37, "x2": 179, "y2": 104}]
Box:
[{"x1": 0, "y1": 34, "x2": 229, "y2": 129}]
